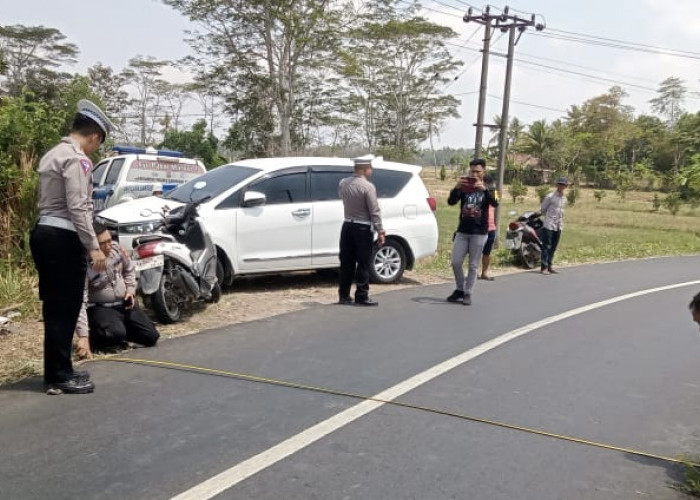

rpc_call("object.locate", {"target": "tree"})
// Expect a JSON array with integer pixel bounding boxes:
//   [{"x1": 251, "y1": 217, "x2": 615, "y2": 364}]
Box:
[
  {"x1": 649, "y1": 76, "x2": 686, "y2": 127},
  {"x1": 0, "y1": 93, "x2": 66, "y2": 259},
  {"x1": 88, "y1": 63, "x2": 134, "y2": 143},
  {"x1": 159, "y1": 120, "x2": 227, "y2": 168},
  {"x1": 124, "y1": 56, "x2": 171, "y2": 146},
  {"x1": 521, "y1": 119, "x2": 553, "y2": 166},
  {"x1": 0, "y1": 25, "x2": 78, "y2": 97},
  {"x1": 339, "y1": 5, "x2": 461, "y2": 161},
  {"x1": 164, "y1": 0, "x2": 341, "y2": 156}
]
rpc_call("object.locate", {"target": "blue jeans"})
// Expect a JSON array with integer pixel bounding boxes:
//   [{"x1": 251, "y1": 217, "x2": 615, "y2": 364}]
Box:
[{"x1": 539, "y1": 228, "x2": 561, "y2": 270}]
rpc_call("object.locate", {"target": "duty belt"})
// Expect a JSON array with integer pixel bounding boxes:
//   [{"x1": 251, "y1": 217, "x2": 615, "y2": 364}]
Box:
[
  {"x1": 88, "y1": 300, "x2": 124, "y2": 308},
  {"x1": 343, "y1": 218, "x2": 372, "y2": 226},
  {"x1": 37, "y1": 216, "x2": 76, "y2": 232}
]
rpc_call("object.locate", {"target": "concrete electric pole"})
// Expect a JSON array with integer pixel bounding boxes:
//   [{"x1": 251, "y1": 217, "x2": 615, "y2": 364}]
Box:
[{"x1": 463, "y1": 5, "x2": 544, "y2": 240}]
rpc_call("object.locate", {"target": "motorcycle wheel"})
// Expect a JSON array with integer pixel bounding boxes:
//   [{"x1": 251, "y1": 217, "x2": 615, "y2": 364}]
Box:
[
  {"x1": 519, "y1": 242, "x2": 540, "y2": 270},
  {"x1": 151, "y1": 270, "x2": 182, "y2": 323}
]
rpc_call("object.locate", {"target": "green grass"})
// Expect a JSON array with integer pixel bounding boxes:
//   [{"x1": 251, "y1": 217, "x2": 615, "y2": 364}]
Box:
[
  {"x1": 674, "y1": 458, "x2": 700, "y2": 497},
  {"x1": 416, "y1": 179, "x2": 700, "y2": 273},
  {"x1": 0, "y1": 259, "x2": 39, "y2": 316}
]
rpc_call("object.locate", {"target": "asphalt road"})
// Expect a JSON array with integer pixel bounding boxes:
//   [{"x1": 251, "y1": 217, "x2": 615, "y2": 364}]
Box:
[{"x1": 2, "y1": 256, "x2": 700, "y2": 499}]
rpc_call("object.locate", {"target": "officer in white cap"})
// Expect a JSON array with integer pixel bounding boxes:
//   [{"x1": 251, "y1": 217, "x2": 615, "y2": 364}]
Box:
[
  {"x1": 337, "y1": 154, "x2": 385, "y2": 306},
  {"x1": 29, "y1": 99, "x2": 114, "y2": 394}
]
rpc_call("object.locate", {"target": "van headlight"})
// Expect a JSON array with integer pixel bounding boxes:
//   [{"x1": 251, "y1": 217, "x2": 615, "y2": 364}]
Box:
[{"x1": 119, "y1": 221, "x2": 160, "y2": 234}]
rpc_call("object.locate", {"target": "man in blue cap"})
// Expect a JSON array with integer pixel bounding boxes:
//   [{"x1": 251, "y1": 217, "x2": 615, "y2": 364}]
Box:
[
  {"x1": 539, "y1": 176, "x2": 568, "y2": 275},
  {"x1": 30, "y1": 99, "x2": 114, "y2": 394}
]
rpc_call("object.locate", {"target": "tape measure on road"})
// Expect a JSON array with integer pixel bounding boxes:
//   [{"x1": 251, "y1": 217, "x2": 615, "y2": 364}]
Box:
[{"x1": 106, "y1": 357, "x2": 697, "y2": 468}]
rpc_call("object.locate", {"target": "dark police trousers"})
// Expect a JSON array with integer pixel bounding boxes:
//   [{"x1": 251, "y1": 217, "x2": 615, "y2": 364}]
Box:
[
  {"x1": 30, "y1": 224, "x2": 87, "y2": 384},
  {"x1": 338, "y1": 221, "x2": 373, "y2": 301},
  {"x1": 87, "y1": 303, "x2": 159, "y2": 352}
]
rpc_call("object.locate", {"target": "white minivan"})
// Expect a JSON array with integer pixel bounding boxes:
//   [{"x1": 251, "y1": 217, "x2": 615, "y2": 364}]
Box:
[{"x1": 96, "y1": 157, "x2": 438, "y2": 285}]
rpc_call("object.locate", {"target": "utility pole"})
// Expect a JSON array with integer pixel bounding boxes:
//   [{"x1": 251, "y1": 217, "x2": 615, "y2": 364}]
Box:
[
  {"x1": 464, "y1": 5, "x2": 544, "y2": 242},
  {"x1": 472, "y1": 10, "x2": 492, "y2": 158}
]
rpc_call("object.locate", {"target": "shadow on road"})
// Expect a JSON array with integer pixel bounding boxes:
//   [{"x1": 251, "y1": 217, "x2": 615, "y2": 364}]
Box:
[
  {"x1": 623, "y1": 452, "x2": 686, "y2": 488},
  {"x1": 411, "y1": 296, "x2": 453, "y2": 305}
]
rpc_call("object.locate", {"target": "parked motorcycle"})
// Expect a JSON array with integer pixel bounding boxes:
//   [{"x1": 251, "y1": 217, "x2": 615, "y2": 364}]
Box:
[
  {"x1": 131, "y1": 181, "x2": 221, "y2": 323},
  {"x1": 505, "y1": 210, "x2": 544, "y2": 269}
]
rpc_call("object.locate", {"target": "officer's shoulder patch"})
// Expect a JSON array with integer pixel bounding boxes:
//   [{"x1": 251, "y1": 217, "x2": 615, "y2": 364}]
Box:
[{"x1": 80, "y1": 158, "x2": 92, "y2": 175}]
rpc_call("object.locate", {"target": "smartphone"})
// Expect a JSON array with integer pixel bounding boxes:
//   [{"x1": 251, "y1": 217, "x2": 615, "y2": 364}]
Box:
[{"x1": 461, "y1": 176, "x2": 477, "y2": 192}]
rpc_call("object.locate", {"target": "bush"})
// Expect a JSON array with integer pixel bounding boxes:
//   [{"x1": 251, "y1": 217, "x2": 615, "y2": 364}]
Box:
[
  {"x1": 439, "y1": 165, "x2": 446, "y2": 181},
  {"x1": 535, "y1": 185, "x2": 550, "y2": 203},
  {"x1": 664, "y1": 192, "x2": 682, "y2": 215},
  {"x1": 508, "y1": 180, "x2": 528, "y2": 203},
  {"x1": 566, "y1": 186, "x2": 580, "y2": 206},
  {"x1": 593, "y1": 190, "x2": 606, "y2": 203}
]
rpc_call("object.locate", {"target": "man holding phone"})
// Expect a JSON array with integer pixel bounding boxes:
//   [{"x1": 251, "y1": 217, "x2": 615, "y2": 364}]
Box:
[
  {"x1": 446, "y1": 158, "x2": 499, "y2": 305},
  {"x1": 75, "y1": 222, "x2": 159, "y2": 357}
]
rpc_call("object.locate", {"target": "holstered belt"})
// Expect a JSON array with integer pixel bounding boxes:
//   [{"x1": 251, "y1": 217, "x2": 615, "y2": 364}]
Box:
[
  {"x1": 88, "y1": 300, "x2": 124, "y2": 309},
  {"x1": 37, "y1": 216, "x2": 76, "y2": 232},
  {"x1": 343, "y1": 218, "x2": 372, "y2": 226}
]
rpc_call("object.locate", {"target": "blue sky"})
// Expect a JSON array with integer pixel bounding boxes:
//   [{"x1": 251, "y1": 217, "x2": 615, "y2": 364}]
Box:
[{"x1": 3, "y1": 0, "x2": 700, "y2": 149}]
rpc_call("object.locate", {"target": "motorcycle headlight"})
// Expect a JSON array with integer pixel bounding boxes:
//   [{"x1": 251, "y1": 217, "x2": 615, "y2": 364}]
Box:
[{"x1": 119, "y1": 220, "x2": 160, "y2": 234}]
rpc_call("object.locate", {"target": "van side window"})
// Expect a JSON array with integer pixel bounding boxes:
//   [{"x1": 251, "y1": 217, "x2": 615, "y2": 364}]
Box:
[
  {"x1": 248, "y1": 171, "x2": 307, "y2": 205},
  {"x1": 310, "y1": 168, "x2": 353, "y2": 201},
  {"x1": 92, "y1": 160, "x2": 110, "y2": 186},
  {"x1": 371, "y1": 169, "x2": 412, "y2": 198},
  {"x1": 104, "y1": 159, "x2": 126, "y2": 186}
]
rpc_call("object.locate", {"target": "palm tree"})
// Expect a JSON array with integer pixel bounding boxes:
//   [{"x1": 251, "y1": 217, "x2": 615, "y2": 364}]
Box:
[{"x1": 522, "y1": 119, "x2": 553, "y2": 167}]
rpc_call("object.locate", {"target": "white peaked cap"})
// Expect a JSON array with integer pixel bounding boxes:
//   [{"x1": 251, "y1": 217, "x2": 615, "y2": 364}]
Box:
[
  {"x1": 353, "y1": 154, "x2": 375, "y2": 165},
  {"x1": 77, "y1": 99, "x2": 116, "y2": 136}
]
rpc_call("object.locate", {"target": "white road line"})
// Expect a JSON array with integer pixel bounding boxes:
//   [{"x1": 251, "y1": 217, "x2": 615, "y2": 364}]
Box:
[{"x1": 172, "y1": 280, "x2": 700, "y2": 500}]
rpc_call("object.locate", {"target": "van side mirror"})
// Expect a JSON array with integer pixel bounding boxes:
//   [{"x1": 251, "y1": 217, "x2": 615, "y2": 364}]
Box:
[{"x1": 242, "y1": 191, "x2": 266, "y2": 208}]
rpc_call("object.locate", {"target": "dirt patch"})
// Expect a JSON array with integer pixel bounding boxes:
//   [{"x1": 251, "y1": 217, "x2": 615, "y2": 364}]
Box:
[{"x1": 0, "y1": 268, "x2": 466, "y2": 386}]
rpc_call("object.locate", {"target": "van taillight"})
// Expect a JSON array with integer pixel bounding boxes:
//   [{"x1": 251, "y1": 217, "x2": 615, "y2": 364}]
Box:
[{"x1": 427, "y1": 197, "x2": 436, "y2": 211}]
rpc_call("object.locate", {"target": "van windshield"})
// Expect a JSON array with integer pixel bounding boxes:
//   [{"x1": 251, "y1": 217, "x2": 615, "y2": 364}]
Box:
[
  {"x1": 126, "y1": 159, "x2": 204, "y2": 184},
  {"x1": 164, "y1": 164, "x2": 260, "y2": 202}
]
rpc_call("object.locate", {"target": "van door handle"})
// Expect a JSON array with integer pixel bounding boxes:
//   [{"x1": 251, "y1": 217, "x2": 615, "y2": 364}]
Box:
[{"x1": 292, "y1": 208, "x2": 311, "y2": 217}]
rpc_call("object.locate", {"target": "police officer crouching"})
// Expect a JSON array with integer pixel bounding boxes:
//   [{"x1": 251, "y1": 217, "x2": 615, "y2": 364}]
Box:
[
  {"x1": 30, "y1": 100, "x2": 114, "y2": 394},
  {"x1": 337, "y1": 155, "x2": 385, "y2": 306}
]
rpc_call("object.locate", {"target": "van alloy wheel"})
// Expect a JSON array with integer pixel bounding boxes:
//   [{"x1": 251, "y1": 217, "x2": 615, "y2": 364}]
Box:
[{"x1": 370, "y1": 240, "x2": 406, "y2": 284}]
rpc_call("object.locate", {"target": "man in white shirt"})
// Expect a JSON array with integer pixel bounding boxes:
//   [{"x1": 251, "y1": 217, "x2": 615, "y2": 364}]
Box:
[{"x1": 539, "y1": 176, "x2": 568, "y2": 275}]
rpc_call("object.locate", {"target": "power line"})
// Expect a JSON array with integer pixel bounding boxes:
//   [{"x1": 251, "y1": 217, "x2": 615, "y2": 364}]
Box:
[
  {"x1": 529, "y1": 31, "x2": 700, "y2": 61},
  {"x1": 487, "y1": 93, "x2": 568, "y2": 113},
  {"x1": 547, "y1": 27, "x2": 700, "y2": 58}
]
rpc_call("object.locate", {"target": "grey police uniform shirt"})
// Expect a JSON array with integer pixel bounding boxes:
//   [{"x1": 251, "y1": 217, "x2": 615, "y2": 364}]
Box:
[
  {"x1": 75, "y1": 242, "x2": 136, "y2": 337},
  {"x1": 338, "y1": 175, "x2": 384, "y2": 232},
  {"x1": 38, "y1": 137, "x2": 99, "y2": 251}
]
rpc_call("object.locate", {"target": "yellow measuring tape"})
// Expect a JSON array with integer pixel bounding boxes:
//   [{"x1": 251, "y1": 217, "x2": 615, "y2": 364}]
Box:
[{"x1": 107, "y1": 357, "x2": 696, "y2": 467}]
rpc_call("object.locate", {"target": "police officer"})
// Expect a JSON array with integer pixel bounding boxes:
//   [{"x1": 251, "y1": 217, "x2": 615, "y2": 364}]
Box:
[
  {"x1": 338, "y1": 155, "x2": 385, "y2": 306},
  {"x1": 30, "y1": 99, "x2": 114, "y2": 394}
]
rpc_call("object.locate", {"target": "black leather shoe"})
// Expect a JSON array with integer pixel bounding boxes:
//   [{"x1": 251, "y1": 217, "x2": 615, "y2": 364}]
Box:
[
  {"x1": 355, "y1": 298, "x2": 378, "y2": 306},
  {"x1": 45, "y1": 378, "x2": 95, "y2": 395},
  {"x1": 338, "y1": 297, "x2": 354, "y2": 305}
]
